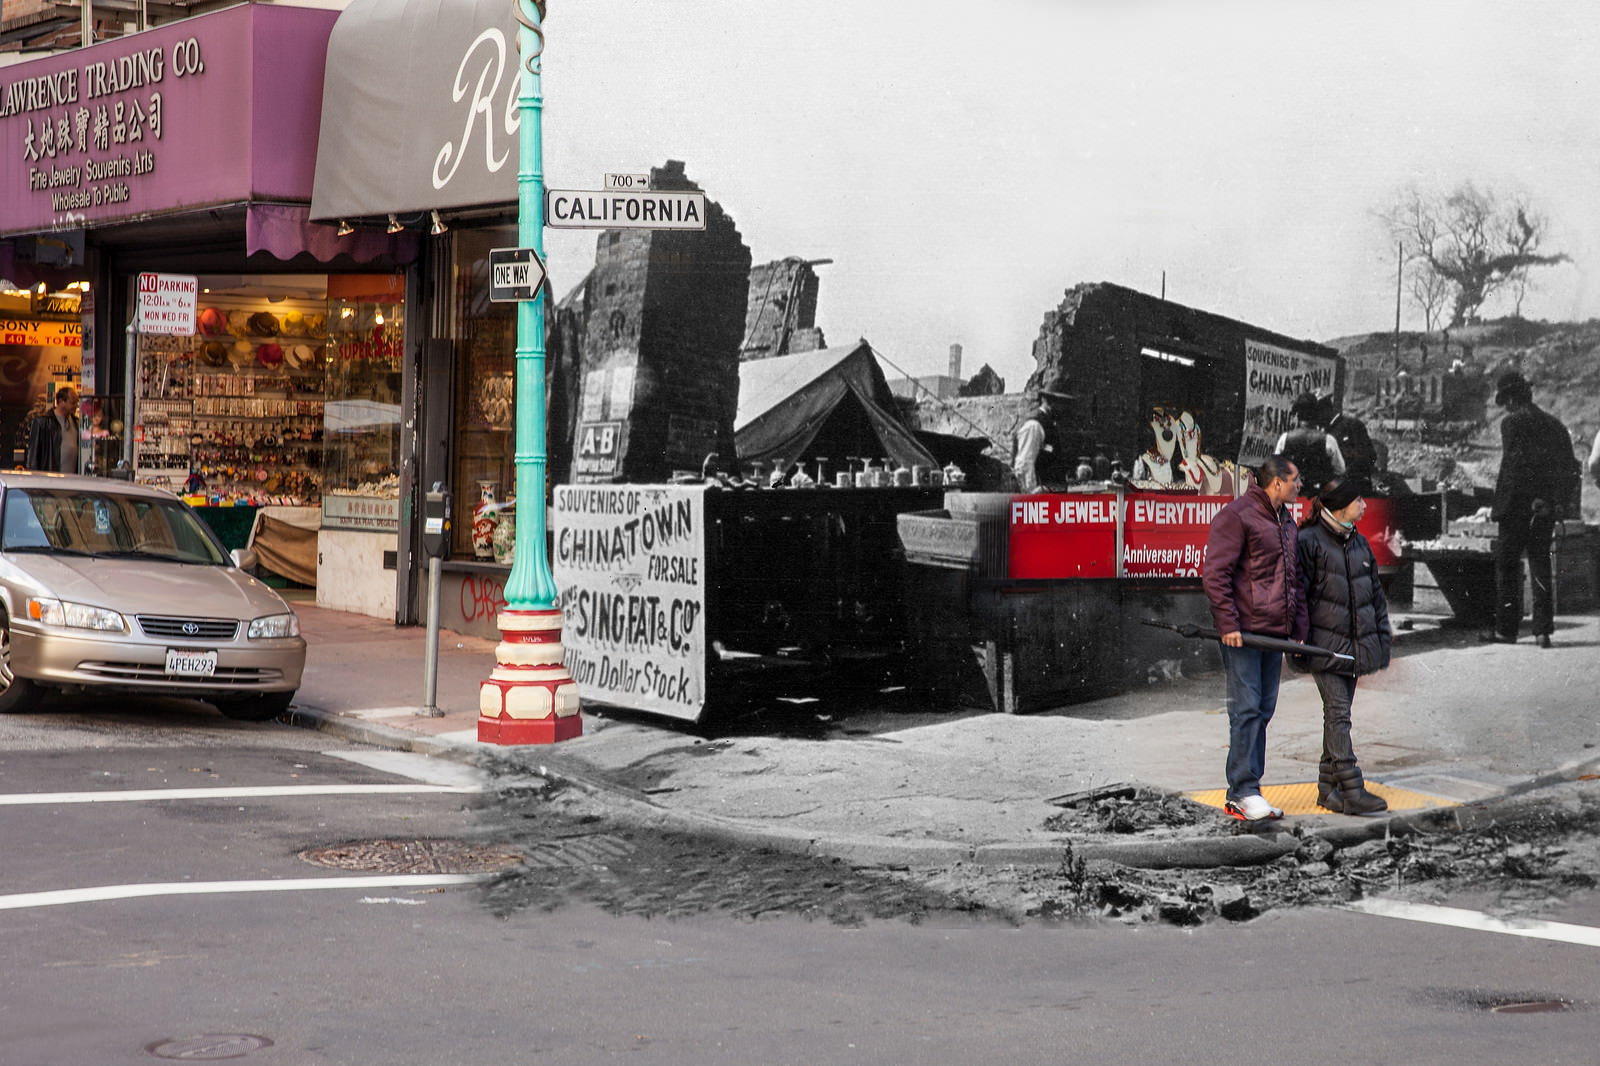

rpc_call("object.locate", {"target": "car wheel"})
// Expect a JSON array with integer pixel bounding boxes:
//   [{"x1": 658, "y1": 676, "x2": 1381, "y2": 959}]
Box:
[
  {"x1": 0, "y1": 613, "x2": 40, "y2": 714},
  {"x1": 214, "y1": 691, "x2": 295, "y2": 722}
]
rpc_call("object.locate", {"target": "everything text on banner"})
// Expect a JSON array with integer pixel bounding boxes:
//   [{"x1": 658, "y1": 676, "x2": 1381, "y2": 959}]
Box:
[
  {"x1": 550, "y1": 484, "x2": 707, "y2": 722},
  {"x1": 1007, "y1": 493, "x2": 1399, "y2": 581}
]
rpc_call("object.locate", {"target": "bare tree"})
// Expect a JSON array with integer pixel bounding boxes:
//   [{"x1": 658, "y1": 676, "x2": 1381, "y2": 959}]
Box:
[{"x1": 1380, "y1": 182, "x2": 1568, "y2": 328}]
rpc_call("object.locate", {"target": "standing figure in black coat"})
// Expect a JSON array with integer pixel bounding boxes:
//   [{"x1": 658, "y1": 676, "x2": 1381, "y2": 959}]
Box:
[
  {"x1": 1484, "y1": 370, "x2": 1576, "y2": 648},
  {"x1": 1296, "y1": 478, "x2": 1392, "y2": 815},
  {"x1": 1322, "y1": 395, "x2": 1379, "y2": 494}
]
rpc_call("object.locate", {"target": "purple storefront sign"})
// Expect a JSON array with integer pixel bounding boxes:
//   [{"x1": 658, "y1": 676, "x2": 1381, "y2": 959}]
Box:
[{"x1": 0, "y1": 5, "x2": 338, "y2": 237}]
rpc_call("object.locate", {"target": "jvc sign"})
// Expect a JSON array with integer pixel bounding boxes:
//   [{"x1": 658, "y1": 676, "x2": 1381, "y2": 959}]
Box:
[{"x1": 489, "y1": 247, "x2": 547, "y2": 303}]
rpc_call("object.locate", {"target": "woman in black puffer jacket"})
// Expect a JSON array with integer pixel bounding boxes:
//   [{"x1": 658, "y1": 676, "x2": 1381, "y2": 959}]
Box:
[{"x1": 1296, "y1": 478, "x2": 1393, "y2": 815}]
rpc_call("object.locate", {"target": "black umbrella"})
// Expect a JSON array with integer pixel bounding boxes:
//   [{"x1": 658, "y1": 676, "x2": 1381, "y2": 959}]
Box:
[{"x1": 1140, "y1": 619, "x2": 1354, "y2": 662}]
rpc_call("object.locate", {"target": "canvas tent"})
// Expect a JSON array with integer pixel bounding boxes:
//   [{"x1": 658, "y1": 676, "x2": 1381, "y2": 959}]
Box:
[{"x1": 735, "y1": 341, "x2": 937, "y2": 476}]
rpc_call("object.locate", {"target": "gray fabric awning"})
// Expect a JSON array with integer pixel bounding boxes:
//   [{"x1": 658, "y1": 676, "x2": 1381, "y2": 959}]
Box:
[
  {"x1": 310, "y1": 0, "x2": 527, "y2": 222},
  {"x1": 735, "y1": 341, "x2": 937, "y2": 473}
]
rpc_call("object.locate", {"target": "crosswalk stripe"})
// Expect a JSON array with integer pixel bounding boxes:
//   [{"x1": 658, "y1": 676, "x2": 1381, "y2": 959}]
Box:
[
  {"x1": 0, "y1": 875, "x2": 485, "y2": 911},
  {"x1": 1346, "y1": 897, "x2": 1600, "y2": 948},
  {"x1": 0, "y1": 784, "x2": 480, "y2": 806}
]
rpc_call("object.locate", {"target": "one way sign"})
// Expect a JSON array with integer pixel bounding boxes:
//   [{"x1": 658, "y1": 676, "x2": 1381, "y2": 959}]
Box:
[{"x1": 489, "y1": 247, "x2": 547, "y2": 302}]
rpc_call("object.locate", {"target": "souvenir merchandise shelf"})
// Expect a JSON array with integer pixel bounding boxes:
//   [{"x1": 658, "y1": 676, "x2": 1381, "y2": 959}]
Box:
[{"x1": 134, "y1": 295, "x2": 329, "y2": 506}]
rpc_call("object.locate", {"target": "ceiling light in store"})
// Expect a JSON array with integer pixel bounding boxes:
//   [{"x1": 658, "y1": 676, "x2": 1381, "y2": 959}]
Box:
[
  {"x1": 36, "y1": 283, "x2": 46, "y2": 295},
  {"x1": 374, "y1": 312, "x2": 385, "y2": 326},
  {"x1": 337, "y1": 219, "x2": 355, "y2": 236},
  {"x1": 429, "y1": 210, "x2": 447, "y2": 236},
  {"x1": 386, "y1": 214, "x2": 403, "y2": 234},
  {"x1": 341, "y1": 307, "x2": 354, "y2": 319}
]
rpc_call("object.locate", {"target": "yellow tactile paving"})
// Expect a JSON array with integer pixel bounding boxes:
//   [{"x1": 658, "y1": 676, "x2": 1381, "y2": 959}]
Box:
[{"x1": 1184, "y1": 780, "x2": 1459, "y2": 816}]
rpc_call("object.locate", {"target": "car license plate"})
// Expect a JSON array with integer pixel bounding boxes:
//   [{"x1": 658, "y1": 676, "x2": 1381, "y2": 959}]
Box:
[{"x1": 165, "y1": 649, "x2": 218, "y2": 677}]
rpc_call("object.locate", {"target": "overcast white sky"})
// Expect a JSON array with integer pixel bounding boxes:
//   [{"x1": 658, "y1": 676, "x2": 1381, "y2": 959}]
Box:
[{"x1": 537, "y1": 0, "x2": 1600, "y2": 389}]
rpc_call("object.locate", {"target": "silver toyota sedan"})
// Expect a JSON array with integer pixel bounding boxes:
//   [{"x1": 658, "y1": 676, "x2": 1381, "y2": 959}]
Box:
[{"x1": 0, "y1": 472, "x2": 305, "y2": 720}]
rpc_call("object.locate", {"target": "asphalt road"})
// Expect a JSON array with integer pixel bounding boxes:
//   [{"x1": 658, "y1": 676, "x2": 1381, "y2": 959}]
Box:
[{"x1": 3, "y1": 698, "x2": 1600, "y2": 1065}]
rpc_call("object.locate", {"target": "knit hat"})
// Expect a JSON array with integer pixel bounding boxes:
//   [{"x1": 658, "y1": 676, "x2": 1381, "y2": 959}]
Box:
[{"x1": 1319, "y1": 478, "x2": 1362, "y2": 512}]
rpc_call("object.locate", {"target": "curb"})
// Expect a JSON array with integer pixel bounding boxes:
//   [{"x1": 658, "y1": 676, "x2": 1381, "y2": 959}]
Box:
[{"x1": 281, "y1": 704, "x2": 1598, "y2": 872}]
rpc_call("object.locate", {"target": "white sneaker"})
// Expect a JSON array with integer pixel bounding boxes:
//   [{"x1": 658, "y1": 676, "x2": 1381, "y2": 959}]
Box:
[{"x1": 1225, "y1": 794, "x2": 1284, "y2": 821}]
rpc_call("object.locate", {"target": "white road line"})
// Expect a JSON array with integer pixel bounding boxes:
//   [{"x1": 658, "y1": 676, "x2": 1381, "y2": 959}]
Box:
[
  {"x1": 0, "y1": 875, "x2": 485, "y2": 911},
  {"x1": 0, "y1": 784, "x2": 481, "y2": 806},
  {"x1": 1347, "y1": 897, "x2": 1600, "y2": 948},
  {"x1": 323, "y1": 749, "x2": 488, "y2": 789}
]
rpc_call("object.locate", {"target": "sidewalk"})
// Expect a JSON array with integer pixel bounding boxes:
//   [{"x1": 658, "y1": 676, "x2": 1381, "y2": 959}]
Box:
[{"x1": 284, "y1": 601, "x2": 1600, "y2": 870}]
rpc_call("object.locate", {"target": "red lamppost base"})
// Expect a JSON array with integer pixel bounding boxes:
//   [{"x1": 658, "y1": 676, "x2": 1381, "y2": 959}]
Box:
[{"x1": 478, "y1": 609, "x2": 582, "y2": 746}]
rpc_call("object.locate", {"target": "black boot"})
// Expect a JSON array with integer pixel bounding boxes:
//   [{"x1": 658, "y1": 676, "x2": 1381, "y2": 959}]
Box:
[
  {"x1": 1333, "y1": 768, "x2": 1388, "y2": 815},
  {"x1": 1316, "y1": 769, "x2": 1343, "y2": 813}
]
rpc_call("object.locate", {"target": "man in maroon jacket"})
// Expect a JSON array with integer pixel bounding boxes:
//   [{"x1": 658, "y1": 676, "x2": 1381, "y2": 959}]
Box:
[{"x1": 1201, "y1": 454, "x2": 1310, "y2": 821}]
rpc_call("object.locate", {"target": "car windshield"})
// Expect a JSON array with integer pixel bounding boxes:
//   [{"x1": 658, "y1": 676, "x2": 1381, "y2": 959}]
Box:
[{"x1": 0, "y1": 488, "x2": 229, "y2": 566}]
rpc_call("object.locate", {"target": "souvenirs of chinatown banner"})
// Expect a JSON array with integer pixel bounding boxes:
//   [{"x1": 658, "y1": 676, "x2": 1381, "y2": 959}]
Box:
[
  {"x1": 1238, "y1": 339, "x2": 1340, "y2": 468},
  {"x1": 551, "y1": 484, "x2": 706, "y2": 721}
]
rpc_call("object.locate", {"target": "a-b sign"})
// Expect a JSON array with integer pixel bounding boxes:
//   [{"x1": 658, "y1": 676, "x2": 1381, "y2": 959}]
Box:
[
  {"x1": 489, "y1": 247, "x2": 547, "y2": 302},
  {"x1": 576, "y1": 420, "x2": 622, "y2": 477}
]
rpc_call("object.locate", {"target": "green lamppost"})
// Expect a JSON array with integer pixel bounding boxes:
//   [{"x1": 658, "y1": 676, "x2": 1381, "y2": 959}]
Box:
[{"x1": 478, "y1": 0, "x2": 582, "y2": 744}]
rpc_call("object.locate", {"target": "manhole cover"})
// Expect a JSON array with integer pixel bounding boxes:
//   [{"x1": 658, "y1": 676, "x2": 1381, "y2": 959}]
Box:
[
  {"x1": 145, "y1": 1033, "x2": 273, "y2": 1060},
  {"x1": 299, "y1": 839, "x2": 523, "y2": 874}
]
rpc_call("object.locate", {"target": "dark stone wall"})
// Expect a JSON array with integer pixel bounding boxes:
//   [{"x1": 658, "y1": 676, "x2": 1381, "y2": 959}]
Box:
[
  {"x1": 568, "y1": 160, "x2": 751, "y2": 483},
  {"x1": 1024, "y1": 282, "x2": 1340, "y2": 469}
]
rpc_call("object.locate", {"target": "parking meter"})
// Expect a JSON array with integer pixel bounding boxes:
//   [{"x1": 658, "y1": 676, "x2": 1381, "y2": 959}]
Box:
[
  {"x1": 420, "y1": 483, "x2": 450, "y2": 716},
  {"x1": 423, "y1": 483, "x2": 452, "y2": 560}
]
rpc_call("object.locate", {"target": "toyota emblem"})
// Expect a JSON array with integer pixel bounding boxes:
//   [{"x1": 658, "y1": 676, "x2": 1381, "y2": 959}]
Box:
[{"x1": 182, "y1": 622, "x2": 199, "y2": 635}]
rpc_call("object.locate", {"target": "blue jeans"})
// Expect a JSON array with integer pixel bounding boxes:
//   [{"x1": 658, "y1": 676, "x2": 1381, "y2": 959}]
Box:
[{"x1": 1222, "y1": 644, "x2": 1283, "y2": 802}]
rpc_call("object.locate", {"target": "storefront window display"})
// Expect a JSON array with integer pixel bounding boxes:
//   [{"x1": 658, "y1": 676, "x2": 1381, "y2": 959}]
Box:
[
  {"x1": 2, "y1": 285, "x2": 85, "y2": 469},
  {"x1": 449, "y1": 227, "x2": 517, "y2": 562},
  {"x1": 321, "y1": 274, "x2": 405, "y2": 534},
  {"x1": 135, "y1": 276, "x2": 328, "y2": 504}
]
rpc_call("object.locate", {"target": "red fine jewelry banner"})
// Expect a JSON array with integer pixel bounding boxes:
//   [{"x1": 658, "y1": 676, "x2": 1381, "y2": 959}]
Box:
[{"x1": 1007, "y1": 494, "x2": 1119, "y2": 579}]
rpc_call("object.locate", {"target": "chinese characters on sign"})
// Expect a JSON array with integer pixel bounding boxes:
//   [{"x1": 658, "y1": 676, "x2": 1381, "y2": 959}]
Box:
[
  {"x1": 322, "y1": 492, "x2": 400, "y2": 533},
  {"x1": 3, "y1": 42, "x2": 203, "y2": 219},
  {"x1": 552, "y1": 484, "x2": 706, "y2": 721}
]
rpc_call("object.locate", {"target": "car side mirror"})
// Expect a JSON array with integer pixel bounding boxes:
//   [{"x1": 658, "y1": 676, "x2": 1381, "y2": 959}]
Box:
[{"x1": 231, "y1": 547, "x2": 258, "y2": 571}]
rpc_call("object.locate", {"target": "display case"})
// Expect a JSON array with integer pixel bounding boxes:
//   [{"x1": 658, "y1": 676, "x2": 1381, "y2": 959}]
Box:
[
  {"x1": 134, "y1": 293, "x2": 327, "y2": 504},
  {"x1": 320, "y1": 289, "x2": 403, "y2": 533},
  {"x1": 448, "y1": 226, "x2": 517, "y2": 559}
]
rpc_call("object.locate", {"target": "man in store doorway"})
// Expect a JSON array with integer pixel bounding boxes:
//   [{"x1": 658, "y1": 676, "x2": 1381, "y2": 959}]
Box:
[{"x1": 25, "y1": 387, "x2": 79, "y2": 474}]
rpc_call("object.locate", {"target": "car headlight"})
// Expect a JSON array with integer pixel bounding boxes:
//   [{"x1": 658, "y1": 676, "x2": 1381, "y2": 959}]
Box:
[
  {"x1": 248, "y1": 613, "x2": 301, "y2": 639},
  {"x1": 28, "y1": 598, "x2": 128, "y2": 632}
]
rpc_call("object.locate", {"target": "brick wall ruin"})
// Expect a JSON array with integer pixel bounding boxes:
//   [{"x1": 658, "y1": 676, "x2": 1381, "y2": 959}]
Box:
[
  {"x1": 566, "y1": 160, "x2": 751, "y2": 483},
  {"x1": 740, "y1": 257, "x2": 824, "y2": 360}
]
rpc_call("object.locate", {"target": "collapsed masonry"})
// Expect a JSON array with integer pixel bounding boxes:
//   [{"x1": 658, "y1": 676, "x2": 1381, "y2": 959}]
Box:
[{"x1": 741, "y1": 257, "x2": 827, "y2": 361}]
